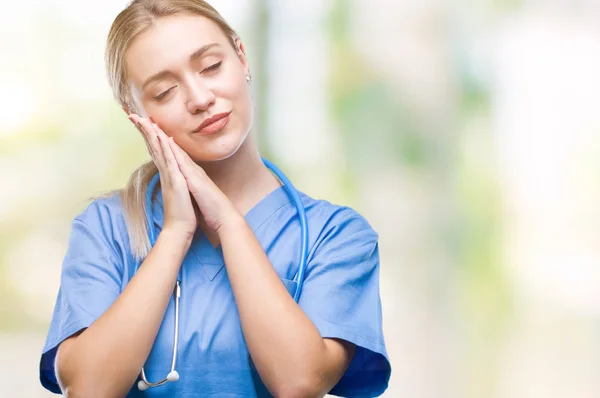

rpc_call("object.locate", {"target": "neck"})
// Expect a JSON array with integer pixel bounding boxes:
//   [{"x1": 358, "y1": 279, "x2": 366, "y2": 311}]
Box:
[{"x1": 198, "y1": 133, "x2": 281, "y2": 216}]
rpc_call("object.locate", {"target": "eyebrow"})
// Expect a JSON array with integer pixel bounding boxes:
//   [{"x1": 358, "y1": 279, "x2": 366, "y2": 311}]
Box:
[{"x1": 140, "y1": 43, "x2": 221, "y2": 90}]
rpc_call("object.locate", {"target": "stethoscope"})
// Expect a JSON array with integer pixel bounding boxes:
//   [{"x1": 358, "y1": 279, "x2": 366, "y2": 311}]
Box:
[{"x1": 137, "y1": 157, "x2": 309, "y2": 391}]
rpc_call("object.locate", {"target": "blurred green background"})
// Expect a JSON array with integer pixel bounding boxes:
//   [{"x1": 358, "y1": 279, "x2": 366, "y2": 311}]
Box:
[{"x1": 2, "y1": 0, "x2": 600, "y2": 397}]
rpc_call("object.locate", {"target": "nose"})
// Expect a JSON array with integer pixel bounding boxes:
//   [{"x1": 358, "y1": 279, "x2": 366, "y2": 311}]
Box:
[{"x1": 185, "y1": 76, "x2": 216, "y2": 114}]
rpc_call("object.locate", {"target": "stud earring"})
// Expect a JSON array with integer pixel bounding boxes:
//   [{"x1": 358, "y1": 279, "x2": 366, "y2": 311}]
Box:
[{"x1": 245, "y1": 73, "x2": 252, "y2": 83}]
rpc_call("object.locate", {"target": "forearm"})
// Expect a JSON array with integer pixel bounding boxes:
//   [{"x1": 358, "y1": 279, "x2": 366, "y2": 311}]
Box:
[
  {"x1": 218, "y1": 216, "x2": 330, "y2": 397},
  {"x1": 59, "y1": 229, "x2": 192, "y2": 397}
]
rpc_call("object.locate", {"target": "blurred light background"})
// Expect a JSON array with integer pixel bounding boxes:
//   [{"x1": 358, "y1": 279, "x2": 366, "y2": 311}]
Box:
[{"x1": 2, "y1": 0, "x2": 600, "y2": 397}]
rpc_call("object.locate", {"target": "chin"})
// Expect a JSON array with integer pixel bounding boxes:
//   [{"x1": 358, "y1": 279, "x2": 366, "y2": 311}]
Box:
[{"x1": 188, "y1": 129, "x2": 249, "y2": 163}]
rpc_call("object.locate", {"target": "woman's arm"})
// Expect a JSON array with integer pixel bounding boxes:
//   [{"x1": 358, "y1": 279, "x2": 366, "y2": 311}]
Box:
[
  {"x1": 56, "y1": 228, "x2": 191, "y2": 397},
  {"x1": 217, "y1": 216, "x2": 356, "y2": 398},
  {"x1": 57, "y1": 116, "x2": 198, "y2": 397},
  {"x1": 159, "y1": 131, "x2": 355, "y2": 397}
]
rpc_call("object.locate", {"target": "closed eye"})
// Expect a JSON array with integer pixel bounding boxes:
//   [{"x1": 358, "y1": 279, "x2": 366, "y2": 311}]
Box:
[
  {"x1": 154, "y1": 87, "x2": 175, "y2": 100},
  {"x1": 203, "y1": 61, "x2": 222, "y2": 73},
  {"x1": 152, "y1": 61, "x2": 221, "y2": 100}
]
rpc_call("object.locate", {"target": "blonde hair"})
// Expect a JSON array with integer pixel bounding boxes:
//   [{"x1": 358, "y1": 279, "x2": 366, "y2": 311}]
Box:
[{"x1": 105, "y1": 0, "x2": 239, "y2": 260}]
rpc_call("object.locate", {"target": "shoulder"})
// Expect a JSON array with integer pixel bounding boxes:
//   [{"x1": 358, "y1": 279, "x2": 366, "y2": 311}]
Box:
[
  {"x1": 300, "y1": 192, "x2": 379, "y2": 247},
  {"x1": 69, "y1": 191, "x2": 131, "y2": 259},
  {"x1": 74, "y1": 191, "x2": 126, "y2": 227}
]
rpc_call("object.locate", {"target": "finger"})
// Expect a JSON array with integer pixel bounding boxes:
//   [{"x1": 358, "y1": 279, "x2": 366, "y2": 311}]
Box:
[
  {"x1": 138, "y1": 118, "x2": 166, "y2": 172},
  {"x1": 157, "y1": 126, "x2": 178, "y2": 174},
  {"x1": 168, "y1": 137, "x2": 186, "y2": 167},
  {"x1": 169, "y1": 138, "x2": 200, "y2": 172},
  {"x1": 168, "y1": 137, "x2": 200, "y2": 178},
  {"x1": 148, "y1": 121, "x2": 184, "y2": 189},
  {"x1": 129, "y1": 115, "x2": 155, "y2": 158},
  {"x1": 168, "y1": 138, "x2": 209, "y2": 196},
  {"x1": 129, "y1": 115, "x2": 152, "y2": 152},
  {"x1": 138, "y1": 122, "x2": 158, "y2": 163},
  {"x1": 151, "y1": 121, "x2": 177, "y2": 169},
  {"x1": 139, "y1": 118, "x2": 160, "y2": 158}
]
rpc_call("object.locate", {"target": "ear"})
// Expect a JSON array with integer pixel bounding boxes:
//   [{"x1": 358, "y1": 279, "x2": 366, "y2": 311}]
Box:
[{"x1": 235, "y1": 39, "x2": 250, "y2": 76}]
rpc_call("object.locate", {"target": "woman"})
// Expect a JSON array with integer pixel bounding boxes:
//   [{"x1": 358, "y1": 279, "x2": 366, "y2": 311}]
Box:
[{"x1": 39, "y1": 1, "x2": 391, "y2": 396}]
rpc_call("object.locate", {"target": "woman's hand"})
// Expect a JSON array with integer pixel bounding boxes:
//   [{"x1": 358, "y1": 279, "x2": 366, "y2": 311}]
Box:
[
  {"x1": 129, "y1": 114, "x2": 198, "y2": 239},
  {"x1": 167, "y1": 137, "x2": 241, "y2": 233}
]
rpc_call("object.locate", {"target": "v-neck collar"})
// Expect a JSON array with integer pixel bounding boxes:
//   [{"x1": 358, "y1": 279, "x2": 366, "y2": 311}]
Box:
[{"x1": 150, "y1": 185, "x2": 295, "y2": 280}]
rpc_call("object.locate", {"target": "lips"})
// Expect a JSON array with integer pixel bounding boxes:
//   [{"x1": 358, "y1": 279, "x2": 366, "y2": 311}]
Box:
[{"x1": 192, "y1": 111, "x2": 232, "y2": 135}]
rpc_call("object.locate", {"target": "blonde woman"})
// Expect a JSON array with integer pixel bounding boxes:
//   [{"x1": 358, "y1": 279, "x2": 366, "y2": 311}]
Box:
[{"x1": 39, "y1": 1, "x2": 391, "y2": 396}]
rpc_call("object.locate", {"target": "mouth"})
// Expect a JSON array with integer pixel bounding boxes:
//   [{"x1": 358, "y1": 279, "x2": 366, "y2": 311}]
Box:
[{"x1": 192, "y1": 111, "x2": 232, "y2": 135}]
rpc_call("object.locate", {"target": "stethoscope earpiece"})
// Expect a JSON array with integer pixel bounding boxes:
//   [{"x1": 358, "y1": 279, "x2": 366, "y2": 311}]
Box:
[
  {"x1": 167, "y1": 370, "x2": 180, "y2": 381},
  {"x1": 137, "y1": 380, "x2": 149, "y2": 391}
]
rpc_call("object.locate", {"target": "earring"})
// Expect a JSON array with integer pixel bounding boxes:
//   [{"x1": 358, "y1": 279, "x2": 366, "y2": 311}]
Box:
[{"x1": 246, "y1": 73, "x2": 252, "y2": 83}]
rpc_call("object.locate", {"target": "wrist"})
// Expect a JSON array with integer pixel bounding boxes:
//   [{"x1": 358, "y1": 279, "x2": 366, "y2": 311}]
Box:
[
  {"x1": 158, "y1": 227, "x2": 194, "y2": 248},
  {"x1": 215, "y1": 209, "x2": 245, "y2": 237}
]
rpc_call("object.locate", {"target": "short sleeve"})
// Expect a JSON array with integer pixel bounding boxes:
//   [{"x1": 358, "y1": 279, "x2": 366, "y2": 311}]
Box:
[
  {"x1": 297, "y1": 207, "x2": 391, "y2": 397},
  {"x1": 39, "y1": 203, "x2": 124, "y2": 394}
]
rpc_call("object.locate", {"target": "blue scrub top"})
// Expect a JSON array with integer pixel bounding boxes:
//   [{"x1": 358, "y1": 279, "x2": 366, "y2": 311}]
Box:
[{"x1": 39, "y1": 186, "x2": 391, "y2": 397}]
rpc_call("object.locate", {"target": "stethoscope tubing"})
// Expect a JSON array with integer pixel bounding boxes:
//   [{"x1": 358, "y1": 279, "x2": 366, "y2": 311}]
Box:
[{"x1": 138, "y1": 158, "x2": 308, "y2": 390}]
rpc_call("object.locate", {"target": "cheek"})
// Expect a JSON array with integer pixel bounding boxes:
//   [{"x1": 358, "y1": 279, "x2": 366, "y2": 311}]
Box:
[
  {"x1": 218, "y1": 62, "x2": 251, "y2": 105},
  {"x1": 227, "y1": 79, "x2": 253, "y2": 125},
  {"x1": 147, "y1": 105, "x2": 188, "y2": 138}
]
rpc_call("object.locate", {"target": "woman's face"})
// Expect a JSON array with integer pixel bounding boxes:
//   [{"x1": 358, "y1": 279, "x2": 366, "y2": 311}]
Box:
[{"x1": 125, "y1": 13, "x2": 253, "y2": 162}]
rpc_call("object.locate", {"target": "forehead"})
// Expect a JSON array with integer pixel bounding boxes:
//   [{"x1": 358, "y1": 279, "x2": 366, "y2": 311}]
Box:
[{"x1": 125, "y1": 13, "x2": 229, "y2": 86}]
